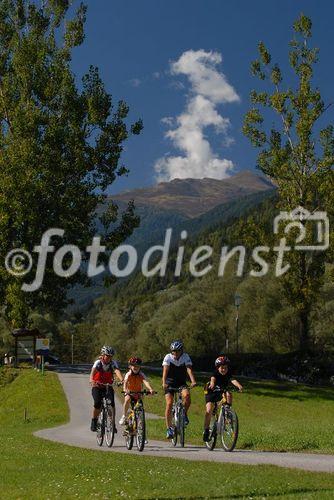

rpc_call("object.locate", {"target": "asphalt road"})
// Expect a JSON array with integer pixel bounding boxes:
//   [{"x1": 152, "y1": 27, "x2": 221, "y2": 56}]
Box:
[{"x1": 35, "y1": 366, "x2": 334, "y2": 473}]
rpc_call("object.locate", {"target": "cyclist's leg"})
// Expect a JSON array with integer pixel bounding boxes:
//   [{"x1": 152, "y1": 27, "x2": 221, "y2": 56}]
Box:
[
  {"x1": 225, "y1": 390, "x2": 232, "y2": 405},
  {"x1": 204, "y1": 402, "x2": 214, "y2": 429},
  {"x1": 181, "y1": 387, "x2": 191, "y2": 413},
  {"x1": 164, "y1": 391, "x2": 174, "y2": 428},
  {"x1": 120, "y1": 394, "x2": 131, "y2": 424},
  {"x1": 91, "y1": 387, "x2": 103, "y2": 430}
]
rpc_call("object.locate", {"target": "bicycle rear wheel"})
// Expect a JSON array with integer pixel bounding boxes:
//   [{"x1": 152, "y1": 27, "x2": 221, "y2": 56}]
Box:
[
  {"x1": 105, "y1": 405, "x2": 115, "y2": 448},
  {"x1": 205, "y1": 415, "x2": 217, "y2": 451},
  {"x1": 220, "y1": 406, "x2": 238, "y2": 452},
  {"x1": 179, "y1": 406, "x2": 185, "y2": 448},
  {"x1": 136, "y1": 409, "x2": 146, "y2": 452},
  {"x1": 96, "y1": 410, "x2": 105, "y2": 446}
]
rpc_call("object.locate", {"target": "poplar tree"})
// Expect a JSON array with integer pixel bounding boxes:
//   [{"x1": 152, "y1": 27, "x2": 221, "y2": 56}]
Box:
[{"x1": 243, "y1": 14, "x2": 334, "y2": 352}]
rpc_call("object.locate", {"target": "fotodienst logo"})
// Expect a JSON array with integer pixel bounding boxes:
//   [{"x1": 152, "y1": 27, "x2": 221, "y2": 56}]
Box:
[{"x1": 4, "y1": 207, "x2": 330, "y2": 291}]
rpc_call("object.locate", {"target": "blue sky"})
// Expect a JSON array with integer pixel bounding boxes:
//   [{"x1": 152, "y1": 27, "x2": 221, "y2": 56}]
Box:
[{"x1": 70, "y1": 1, "x2": 334, "y2": 194}]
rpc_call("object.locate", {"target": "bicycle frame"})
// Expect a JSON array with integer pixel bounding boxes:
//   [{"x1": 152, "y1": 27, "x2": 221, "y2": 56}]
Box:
[
  {"x1": 95, "y1": 382, "x2": 116, "y2": 448},
  {"x1": 122, "y1": 390, "x2": 155, "y2": 452},
  {"x1": 205, "y1": 388, "x2": 239, "y2": 452},
  {"x1": 169, "y1": 386, "x2": 190, "y2": 448}
]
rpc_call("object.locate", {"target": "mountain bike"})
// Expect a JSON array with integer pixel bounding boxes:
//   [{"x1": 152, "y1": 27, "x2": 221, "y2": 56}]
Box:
[
  {"x1": 95, "y1": 382, "x2": 117, "y2": 447},
  {"x1": 169, "y1": 386, "x2": 192, "y2": 448},
  {"x1": 122, "y1": 390, "x2": 156, "y2": 452},
  {"x1": 205, "y1": 387, "x2": 239, "y2": 452}
]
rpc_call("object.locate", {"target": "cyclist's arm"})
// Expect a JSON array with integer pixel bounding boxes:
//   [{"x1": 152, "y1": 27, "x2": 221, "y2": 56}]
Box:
[
  {"x1": 209, "y1": 376, "x2": 216, "y2": 389},
  {"x1": 123, "y1": 375, "x2": 129, "y2": 394},
  {"x1": 143, "y1": 378, "x2": 154, "y2": 393},
  {"x1": 89, "y1": 366, "x2": 97, "y2": 385},
  {"x1": 231, "y1": 379, "x2": 243, "y2": 391},
  {"x1": 186, "y1": 365, "x2": 196, "y2": 386},
  {"x1": 162, "y1": 365, "x2": 169, "y2": 388},
  {"x1": 114, "y1": 368, "x2": 124, "y2": 384}
]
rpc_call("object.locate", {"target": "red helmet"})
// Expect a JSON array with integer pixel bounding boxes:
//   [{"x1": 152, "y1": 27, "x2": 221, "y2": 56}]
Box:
[
  {"x1": 128, "y1": 356, "x2": 142, "y2": 366},
  {"x1": 215, "y1": 355, "x2": 230, "y2": 367}
]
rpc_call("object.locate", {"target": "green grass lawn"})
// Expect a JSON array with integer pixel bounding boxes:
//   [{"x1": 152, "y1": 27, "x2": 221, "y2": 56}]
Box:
[
  {"x1": 137, "y1": 371, "x2": 334, "y2": 453},
  {"x1": 1, "y1": 367, "x2": 334, "y2": 499}
]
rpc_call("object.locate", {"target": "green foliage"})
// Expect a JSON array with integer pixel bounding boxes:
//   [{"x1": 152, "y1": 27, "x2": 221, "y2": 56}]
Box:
[
  {"x1": 243, "y1": 14, "x2": 334, "y2": 351},
  {"x1": 0, "y1": 1, "x2": 143, "y2": 327}
]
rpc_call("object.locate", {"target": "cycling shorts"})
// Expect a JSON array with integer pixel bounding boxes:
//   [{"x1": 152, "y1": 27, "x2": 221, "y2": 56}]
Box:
[{"x1": 92, "y1": 386, "x2": 115, "y2": 409}]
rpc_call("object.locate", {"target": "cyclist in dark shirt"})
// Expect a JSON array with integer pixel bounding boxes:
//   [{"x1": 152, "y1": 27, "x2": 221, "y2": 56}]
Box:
[
  {"x1": 203, "y1": 355, "x2": 242, "y2": 441},
  {"x1": 162, "y1": 339, "x2": 196, "y2": 439}
]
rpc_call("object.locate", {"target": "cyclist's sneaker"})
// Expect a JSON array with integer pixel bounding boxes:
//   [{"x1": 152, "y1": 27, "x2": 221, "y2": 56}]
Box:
[
  {"x1": 184, "y1": 414, "x2": 189, "y2": 426},
  {"x1": 203, "y1": 428, "x2": 210, "y2": 442},
  {"x1": 119, "y1": 415, "x2": 126, "y2": 425},
  {"x1": 144, "y1": 439, "x2": 148, "y2": 444},
  {"x1": 166, "y1": 427, "x2": 174, "y2": 439},
  {"x1": 90, "y1": 418, "x2": 97, "y2": 432}
]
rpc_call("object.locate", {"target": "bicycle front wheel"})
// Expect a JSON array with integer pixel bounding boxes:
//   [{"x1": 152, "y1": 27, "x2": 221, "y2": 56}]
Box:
[
  {"x1": 179, "y1": 406, "x2": 185, "y2": 448},
  {"x1": 205, "y1": 415, "x2": 217, "y2": 451},
  {"x1": 96, "y1": 410, "x2": 105, "y2": 447},
  {"x1": 105, "y1": 405, "x2": 115, "y2": 448},
  {"x1": 220, "y1": 406, "x2": 238, "y2": 452},
  {"x1": 125, "y1": 416, "x2": 134, "y2": 450},
  {"x1": 136, "y1": 409, "x2": 146, "y2": 452}
]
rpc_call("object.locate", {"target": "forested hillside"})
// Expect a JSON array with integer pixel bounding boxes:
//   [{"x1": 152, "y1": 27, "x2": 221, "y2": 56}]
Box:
[{"x1": 69, "y1": 195, "x2": 334, "y2": 363}]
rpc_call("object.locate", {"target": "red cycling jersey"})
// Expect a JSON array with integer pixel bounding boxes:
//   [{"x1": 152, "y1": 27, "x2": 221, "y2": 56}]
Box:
[{"x1": 92, "y1": 358, "x2": 119, "y2": 384}]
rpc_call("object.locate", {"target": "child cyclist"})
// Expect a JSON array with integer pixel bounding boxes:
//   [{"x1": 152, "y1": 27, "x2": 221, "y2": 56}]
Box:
[
  {"x1": 89, "y1": 345, "x2": 124, "y2": 432},
  {"x1": 119, "y1": 356, "x2": 155, "y2": 425},
  {"x1": 203, "y1": 355, "x2": 243, "y2": 441}
]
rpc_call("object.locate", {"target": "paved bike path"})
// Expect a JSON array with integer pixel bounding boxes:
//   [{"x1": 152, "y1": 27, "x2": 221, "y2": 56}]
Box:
[{"x1": 35, "y1": 369, "x2": 334, "y2": 473}]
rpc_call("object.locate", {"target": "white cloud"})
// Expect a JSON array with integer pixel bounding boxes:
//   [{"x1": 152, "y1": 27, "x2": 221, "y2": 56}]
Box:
[
  {"x1": 161, "y1": 116, "x2": 175, "y2": 126},
  {"x1": 129, "y1": 78, "x2": 141, "y2": 87},
  {"x1": 154, "y1": 50, "x2": 240, "y2": 182}
]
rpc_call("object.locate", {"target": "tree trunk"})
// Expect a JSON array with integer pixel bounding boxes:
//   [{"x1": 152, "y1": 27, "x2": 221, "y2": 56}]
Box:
[{"x1": 299, "y1": 308, "x2": 309, "y2": 353}]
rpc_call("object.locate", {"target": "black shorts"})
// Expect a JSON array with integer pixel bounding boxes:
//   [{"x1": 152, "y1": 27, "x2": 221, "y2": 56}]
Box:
[
  {"x1": 92, "y1": 386, "x2": 115, "y2": 409},
  {"x1": 205, "y1": 389, "x2": 227, "y2": 404},
  {"x1": 165, "y1": 384, "x2": 188, "y2": 395}
]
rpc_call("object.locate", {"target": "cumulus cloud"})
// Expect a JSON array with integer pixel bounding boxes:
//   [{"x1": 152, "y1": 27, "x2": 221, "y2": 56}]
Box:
[{"x1": 154, "y1": 50, "x2": 240, "y2": 182}]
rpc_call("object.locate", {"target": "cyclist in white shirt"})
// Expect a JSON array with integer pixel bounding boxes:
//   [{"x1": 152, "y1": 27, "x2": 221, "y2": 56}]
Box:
[{"x1": 162, "y1": 339, "x2": 196, "y2": 439}]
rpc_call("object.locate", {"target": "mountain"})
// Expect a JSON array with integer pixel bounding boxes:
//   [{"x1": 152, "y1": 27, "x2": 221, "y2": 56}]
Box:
[
  {"x1": 68, "y1": 171, "x2": 275, "y2": 310},
  {"x1": 111, "y1": 170, "x2": 274, "y2": 218}
]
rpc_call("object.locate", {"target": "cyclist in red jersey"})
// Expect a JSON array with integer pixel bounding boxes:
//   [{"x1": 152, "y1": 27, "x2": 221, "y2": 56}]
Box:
[{"x1": 89, "y1": 346, "x2": 123, "y2": 431}]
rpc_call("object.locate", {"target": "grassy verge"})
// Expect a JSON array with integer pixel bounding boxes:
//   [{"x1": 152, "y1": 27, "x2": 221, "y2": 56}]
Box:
[
  {"x1": 1, "y1": 367, "x2": 334, "y2": 499},
  {"x1": 138, "y1": 371, "x2": 334, "y2": 453}
]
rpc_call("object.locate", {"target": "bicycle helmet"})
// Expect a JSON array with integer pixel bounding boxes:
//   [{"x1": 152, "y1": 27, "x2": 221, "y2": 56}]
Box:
[
  {"x1": 215, "y1": 355, "x2": 230, "y2": 367},
  {"x1": 128, "y1": 356, "x2": 142, "y2": 366},
  {"x1": 170, "y1": 339, "x2": 183, "y2": 352},
  {"x1": 101, "y1": 345, "x2": 115, "y2": 356}
]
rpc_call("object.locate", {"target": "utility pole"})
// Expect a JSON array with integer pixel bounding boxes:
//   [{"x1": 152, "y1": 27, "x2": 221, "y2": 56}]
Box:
[{"x1": 234, "y1": 293, "x2": 242, "y2": 354}]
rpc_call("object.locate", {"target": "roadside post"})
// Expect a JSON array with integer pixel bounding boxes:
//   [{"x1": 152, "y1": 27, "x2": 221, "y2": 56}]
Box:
[{"x1": 36, "y1": 338, "x2": 50, "y2": 376}]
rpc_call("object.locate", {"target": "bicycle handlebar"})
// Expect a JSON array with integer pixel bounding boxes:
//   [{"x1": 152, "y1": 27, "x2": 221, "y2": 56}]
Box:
[
  {"x1": 93, "y1": 381, "x2": 123, "y2": 387},
  {"x1": 167, "y1": 385, "x2": 195, "y2": 392},
  {"x1": 121, "y1": 390, "x2": 157, "y2": 395},
  {"x1": 209, "y1": 385, "x2": 242, "y2": 393}
]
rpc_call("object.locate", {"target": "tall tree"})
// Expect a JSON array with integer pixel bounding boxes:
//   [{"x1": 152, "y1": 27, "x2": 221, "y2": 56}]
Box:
[
  {"x1": 243, "y1": 14, "x2": 333, "y2": 352},
  {"x1": 0, "y1": 0, "x2": 142, "y2": 327}
]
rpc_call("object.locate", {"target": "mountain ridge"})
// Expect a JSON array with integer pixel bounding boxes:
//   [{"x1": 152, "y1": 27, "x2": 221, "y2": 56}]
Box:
[{"x1": 111, "y1": 170, "x2": 274, "y2": 218}]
